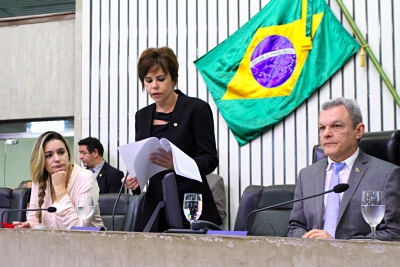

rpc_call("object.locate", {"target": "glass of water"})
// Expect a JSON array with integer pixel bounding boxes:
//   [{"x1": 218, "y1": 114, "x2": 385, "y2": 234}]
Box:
[
  {"x1": 361, "y1": 190, "x2": 385, "y2": 240},
  {"x1": 76, "y1": 195, "x2": 94, "y2": 227},
  {"x1": 183, "y1": 193, "x2": 202, "y2": 228}
]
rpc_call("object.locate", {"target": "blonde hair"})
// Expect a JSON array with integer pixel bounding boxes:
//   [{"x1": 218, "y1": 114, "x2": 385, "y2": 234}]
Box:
[{"x1": 30, "y1": 131, "x2": 72, "y2": 222}]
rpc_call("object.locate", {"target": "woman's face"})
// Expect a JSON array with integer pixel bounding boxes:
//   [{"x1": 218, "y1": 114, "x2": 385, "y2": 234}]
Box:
[
  {"x1": 144, "y1": 66, "x2": 176, "y2": 104},
  {"x1": 44, "y1": 139, "x2": 70, "y2": 175}
]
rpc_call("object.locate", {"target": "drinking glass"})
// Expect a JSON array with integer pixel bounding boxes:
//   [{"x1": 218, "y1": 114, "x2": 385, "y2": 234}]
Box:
[
  {"x1": 183, "y1": 193, "x2": 203, "y2": 228},
  {"x1": 76, "y1": 195, "x2": 94, "y2": 227},
  {"x1": 361, "y1": 190, "x2": 385, "y2": 241}
]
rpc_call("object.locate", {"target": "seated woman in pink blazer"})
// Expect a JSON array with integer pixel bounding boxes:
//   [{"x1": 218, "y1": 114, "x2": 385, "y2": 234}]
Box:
[{"x1": 13, "y1": 131, "x2": 104, "y2": 230}]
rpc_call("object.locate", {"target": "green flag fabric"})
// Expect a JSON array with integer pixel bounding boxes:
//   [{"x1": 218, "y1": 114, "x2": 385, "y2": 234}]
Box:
[{"x1": 194, "y1": 0, "x2": 360, "y2": 146}]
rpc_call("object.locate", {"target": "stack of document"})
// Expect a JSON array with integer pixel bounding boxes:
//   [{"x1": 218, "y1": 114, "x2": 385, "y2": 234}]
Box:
[{"x1": 118, "y1": 137, "x2": 202, "y2": 191}]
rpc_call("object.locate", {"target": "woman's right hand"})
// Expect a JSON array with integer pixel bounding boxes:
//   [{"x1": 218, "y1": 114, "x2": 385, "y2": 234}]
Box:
[
  {"x1": 12, "y1": 221, "x2": 30, "y2": 228},
  {"x1": 122, "y1": 175, "x2": 139, "y2": 191}
]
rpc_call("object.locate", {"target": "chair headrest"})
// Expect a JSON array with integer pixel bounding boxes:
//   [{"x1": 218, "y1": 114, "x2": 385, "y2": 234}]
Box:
[
  {"x1": 98, "y1": 193, "x2": 131, "y2": 214},
  {"x1": 0, "y1": 188, "x2": 12, "y2": 209},
  {"x1": 313, "y1": 130, "x2": 400, "y2": 166},
  {"x1": 258, "y1": 185, "x2": 296, "y2": 209}
]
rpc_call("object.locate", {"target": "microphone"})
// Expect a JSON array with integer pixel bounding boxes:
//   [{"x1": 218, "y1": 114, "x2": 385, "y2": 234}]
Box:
[
  {"x1": 111, "y1": 173, "x2": 129, "y2": 231},
  {"x1": 1, "y1": 207, "x2": 57, "y2": 228},
  {"x1": 244, "y1": 183, "x2": 350, "y2": 233}
]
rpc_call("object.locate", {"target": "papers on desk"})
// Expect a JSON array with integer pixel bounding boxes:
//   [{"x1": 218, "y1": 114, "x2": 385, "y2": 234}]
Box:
[{"x1": 118, "y1": 137, "x2": 202, "y2": 191}]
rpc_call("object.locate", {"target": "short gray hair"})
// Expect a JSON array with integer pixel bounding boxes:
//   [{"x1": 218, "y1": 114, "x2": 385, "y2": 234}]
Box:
[{"x1": 321, "y1": 98, "x2": 363, "y2": 128}]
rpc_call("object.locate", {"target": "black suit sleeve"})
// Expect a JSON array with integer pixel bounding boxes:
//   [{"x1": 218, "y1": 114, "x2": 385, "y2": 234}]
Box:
[
  {"x1": 190, "y1": 102, "x2": 219, "y2": 176},
  {"x1": 107, "y1": 169, "x2": 125, "y2": 193},
  {"x1": 130, "y1": 111, "x2": 146, "y2": 195}
]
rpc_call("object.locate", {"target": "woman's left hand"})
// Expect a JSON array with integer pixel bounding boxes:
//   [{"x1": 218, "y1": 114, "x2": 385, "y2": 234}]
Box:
[
  {"x1": 12, "y1": 221, "x2": 31, "y2": 228},
  {"x1": 150, "y1": 149, "x2": 174, "y2": 170}
]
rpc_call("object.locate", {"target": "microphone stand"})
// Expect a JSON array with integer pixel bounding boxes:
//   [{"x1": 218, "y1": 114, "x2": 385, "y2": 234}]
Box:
[
  {"x1": 111, "y1": 173, "x2": 129, "y2": 231},
  {"x1": 1, "y1": 207, "x2": 57, "y2": 228}
]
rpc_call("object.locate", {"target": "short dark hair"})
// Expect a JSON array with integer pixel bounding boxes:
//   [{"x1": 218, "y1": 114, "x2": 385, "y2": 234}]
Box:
[
  {"x1": 137, "y1": 46, "x2": 179, "y2": 90},
  {"x1": 18, "y1": 180, "x2": 32, "y2": 188},
  {"x1": 78, "y1": 137, "x2": 104, "y2": 156}
]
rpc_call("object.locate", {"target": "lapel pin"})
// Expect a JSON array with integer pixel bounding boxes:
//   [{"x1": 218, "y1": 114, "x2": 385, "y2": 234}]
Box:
[
  {"x1": 355, "y1": 168, "x2": 360, "y2": 172},
  {"x1": 174, "y1": 123, "x2": 178, "y2": 127},
  {"x1": 99, "y1": 174, "x2": 102, "y2": 177}
]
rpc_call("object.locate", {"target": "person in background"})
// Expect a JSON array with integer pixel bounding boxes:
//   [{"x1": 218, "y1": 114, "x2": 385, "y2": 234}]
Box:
[
  {"x1": 12, "y1": 131, "x2": 104, "y2": 230},
  {"x1": 18, "y1": 180, "x2": 32, "y2": 188},
  {"x1": 206, "y1": 174, "x2": 227, "y2": 220},
  {"x1": 287, "y1": 98, "x2": 400, "y2": 240},
  {"x1": 18, "y1": 180, "x2": 32, "y2": 208},
  {"x1": 78, "y1": 137, "x2": 124, "y2": 194},
  {"x1": 124, "y1": 46, "x2": 222, "y2": 231}
]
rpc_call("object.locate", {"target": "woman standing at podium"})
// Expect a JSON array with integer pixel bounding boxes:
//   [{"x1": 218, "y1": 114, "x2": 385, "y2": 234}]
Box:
[
  {"x1": 13, "y1": 131, "x2": 104, "y2": 229},
  {"x1": 124, "y1": 46, "x2": 222, "y2": 231}
]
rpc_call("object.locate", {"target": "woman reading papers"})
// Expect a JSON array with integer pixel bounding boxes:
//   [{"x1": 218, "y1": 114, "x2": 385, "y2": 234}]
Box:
[{"x1": 124, "y1": 46, "x2": 221, "y2": 231}]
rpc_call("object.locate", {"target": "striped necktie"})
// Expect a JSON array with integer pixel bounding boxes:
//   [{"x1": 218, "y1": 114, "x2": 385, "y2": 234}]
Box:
[{"x1": 323, "y1": 162, "x2": 346, "y2": 238}]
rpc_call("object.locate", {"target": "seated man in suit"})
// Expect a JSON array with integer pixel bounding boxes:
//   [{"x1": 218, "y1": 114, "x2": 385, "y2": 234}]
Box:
[
  {"x1": 287, "y1": 98, "x2": 400, "y2": 241},
  {"x1": 78, "y1": 137, "x2": 124, "y2": 194}
]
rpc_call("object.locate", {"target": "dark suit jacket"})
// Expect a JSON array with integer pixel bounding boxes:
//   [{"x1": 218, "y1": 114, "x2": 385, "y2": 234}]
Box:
[
  {"x1": 134, "y1": 90, "x2": 222, "y2": 229},
  {"x1": 287, "y1": 149, "x2": 400, "y2": 241},
  {"x1": 97, "y1": 161, "x2": 124, "y2": 194}
]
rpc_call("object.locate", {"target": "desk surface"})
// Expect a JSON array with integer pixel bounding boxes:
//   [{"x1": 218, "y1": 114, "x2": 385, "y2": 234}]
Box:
[{"x1": 1, "y1": 229, "x2": 399, "y2": 267}]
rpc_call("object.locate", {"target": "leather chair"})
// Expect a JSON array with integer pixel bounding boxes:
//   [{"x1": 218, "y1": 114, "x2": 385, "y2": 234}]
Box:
[
  {"x1": 131, "y1": 192, "x2": 147, "y2": 232},
  {"x1": 206, "y1": 173, "x2": 226, "y2": 220},
  {"x1": 0, "y1": 187, "x2": 31, "y2": 223},
  {"x1": 131, "y1": 174, "x2": 227, "y2": 231},
  {"x1": 98, "y1": 193, "x2": 138, "y2": 231},
  {"x1": 313, "y1": 130, "x2": 400, "y2": 166},
  {"x1": 234, "y1": 184, "x2": 295, "y2": 236}
]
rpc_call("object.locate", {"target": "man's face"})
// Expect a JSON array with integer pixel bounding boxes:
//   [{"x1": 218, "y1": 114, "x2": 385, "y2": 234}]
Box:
[
  {"x1": 79, "y1": 145, "x2": 96, "y2": 169},
  {"x1": 319, "y1": 105, "x2": 364, "y2": 162}
]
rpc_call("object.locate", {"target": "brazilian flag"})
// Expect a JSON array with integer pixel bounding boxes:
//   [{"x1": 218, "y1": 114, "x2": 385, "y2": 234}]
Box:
[{"x1": 194, "y1": 0, "x2": 360, "y2": 146}]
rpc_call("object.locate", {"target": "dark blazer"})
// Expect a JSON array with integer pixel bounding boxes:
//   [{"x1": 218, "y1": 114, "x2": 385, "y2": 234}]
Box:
[
  {"x1": 97, "y1": 161, "x2": 124, "y2": 194},
  {"x1": 287, "y1": 149, "x2": 400, "y2": 241},
  {"x1": 134, "y1": 90, "x2": 222, "y2": 229}
]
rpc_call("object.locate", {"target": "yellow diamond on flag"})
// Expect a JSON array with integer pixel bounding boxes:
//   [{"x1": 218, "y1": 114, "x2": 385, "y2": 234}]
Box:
[{"x1": 223, "y1": 13, "x2": 323, "y2": 100}]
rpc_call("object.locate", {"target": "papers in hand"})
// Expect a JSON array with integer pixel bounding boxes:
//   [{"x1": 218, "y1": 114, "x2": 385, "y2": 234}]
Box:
[{"x1": 118, "y1": 137, "x2": 202, "y2": 191}]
